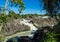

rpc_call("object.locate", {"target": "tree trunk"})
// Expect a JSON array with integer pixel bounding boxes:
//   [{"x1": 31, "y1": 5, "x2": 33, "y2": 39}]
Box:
[{"x1": 3, "y1": 0, "x2": 9, "y2": 15}]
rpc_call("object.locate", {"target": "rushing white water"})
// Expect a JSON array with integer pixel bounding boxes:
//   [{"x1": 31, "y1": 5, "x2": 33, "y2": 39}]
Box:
[
  {"x1": 4, "y1": 19, "x2": 38, "y2": 42},
  {"x1": 4, "y1": 31, "x2": 31, "y2": 42},
  {"x1": 20, "y1": 19, "x2": 38, "y2": 31},
  {"x1": 42, "y1": 16, "x2": 49, "y2": 18}
]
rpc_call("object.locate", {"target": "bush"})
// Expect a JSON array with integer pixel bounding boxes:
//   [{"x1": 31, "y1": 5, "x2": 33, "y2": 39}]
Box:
[
  {"x1": 0, "y1": 14, "x2": 7, "y2": 23},
  {"x1": 0, "y1": 36, "x2": 6, "y2": 42},
  {"x1": 53, "y1": 22, "x2": 60, "y2": 42}
]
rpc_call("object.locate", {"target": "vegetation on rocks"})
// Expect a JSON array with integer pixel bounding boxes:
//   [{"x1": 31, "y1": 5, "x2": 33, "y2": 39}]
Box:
[
  {"x1": 0, "y1": 0, "x2": 60, "y2": 42},
  {"x1": 0, "y1": 36, "x2": 6, "y2": 42}
]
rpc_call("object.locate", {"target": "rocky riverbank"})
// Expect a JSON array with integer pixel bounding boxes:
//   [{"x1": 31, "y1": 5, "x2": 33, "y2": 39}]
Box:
[{"x1": 0, "y1": 16, "x2": 58, "y2": 42}]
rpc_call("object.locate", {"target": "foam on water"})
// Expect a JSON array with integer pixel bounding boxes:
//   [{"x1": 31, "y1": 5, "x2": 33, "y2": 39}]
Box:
[
  {"x1": 20, "y1": 19, "x2": 38, "y2": 31},
  {"x1": 42, "y1": 16, "x2": 49, "y2": 18}
]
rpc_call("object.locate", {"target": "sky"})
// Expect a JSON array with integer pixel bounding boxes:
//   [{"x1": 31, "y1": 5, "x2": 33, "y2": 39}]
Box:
[{"x1": 0, "y1": 0, "x2": 46, "y2": 14}]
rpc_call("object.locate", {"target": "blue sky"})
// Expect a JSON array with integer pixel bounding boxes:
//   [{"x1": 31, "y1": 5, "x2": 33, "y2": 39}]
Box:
[{"x1": 0, "y1": 0, "x2": 46, "y2": 14}]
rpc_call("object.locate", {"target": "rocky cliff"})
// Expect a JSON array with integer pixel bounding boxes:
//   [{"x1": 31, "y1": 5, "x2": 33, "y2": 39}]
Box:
[{"x1": 0, "y1": 16, "x2": 57, "y2": 36}]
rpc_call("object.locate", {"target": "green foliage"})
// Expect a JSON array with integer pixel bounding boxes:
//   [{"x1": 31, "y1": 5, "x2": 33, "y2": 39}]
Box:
[
  {"x1": 0, "y1": 12, "x2": 41, "y2": 24},
  {"x1": 11, "y1": 0, "x2": 25, "y2": 14},
  {"x1": 0, "y1": 14, "x2": 7, "y2": 23},
  {"x1": 46, "y1": 31, "x2": 56, "y2": 42},
  {"x1": 42, "y1": 0, "x2": 60, "y2": 17},
  {"x1": 53, "y1": 22, "x2": 60, "y2": 42},
  {"x1": 21, "y1": 14, "x2": 39, "y2": 18},
  {"x1": 0, "y1": 36, "x2": 6, "y2": 42},
  {"x1": 0, "y1": 13, "x2": 20, "y2": 24},
  {"x1": 45, "y1": 22, "x2": 60, "y2": 42},
  {"x1": 10, "y1": 38, "x2": 17, "y2": 42},
  {"x1": 8, "y1": 11, "x2": 21, "y2": 19},
  {"x1": 53, "y1": 22, "x2": 60, "y2": 34}
]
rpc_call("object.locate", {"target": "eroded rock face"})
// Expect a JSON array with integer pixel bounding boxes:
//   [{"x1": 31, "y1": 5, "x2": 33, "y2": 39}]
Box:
[
  {"x1": 1, "y1": 19, "x2": 30, "y2": 36},
  {"x1": 0, "y1": 16, "x2": 58, "y2": 36},
  {"x1": 30, "y1": 17, "x2": 57, "y2": 28}
]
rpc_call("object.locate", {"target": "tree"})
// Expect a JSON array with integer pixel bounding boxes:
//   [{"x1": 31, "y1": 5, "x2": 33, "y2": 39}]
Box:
[
  {"x1": 3, "y1": 0, "x2": 24, "y2": 15},
  {"x1": 0, "y1": 7, "x2": 3, "y2": 14},
  {"x1": 42, "y1": 0, "x2": 60, "y2": 18},
  {"x1": 11, "y1": 0, "x2": 25, "y2": 15},
  {"x1": 3, "y1": 0, "x2": 9, "y2": 15}
]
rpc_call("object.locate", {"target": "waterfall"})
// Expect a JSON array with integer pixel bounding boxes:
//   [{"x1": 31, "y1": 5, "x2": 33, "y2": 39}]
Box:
[{"x1": 20, "y1": 19, "x2": 38, "y2": 31}]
